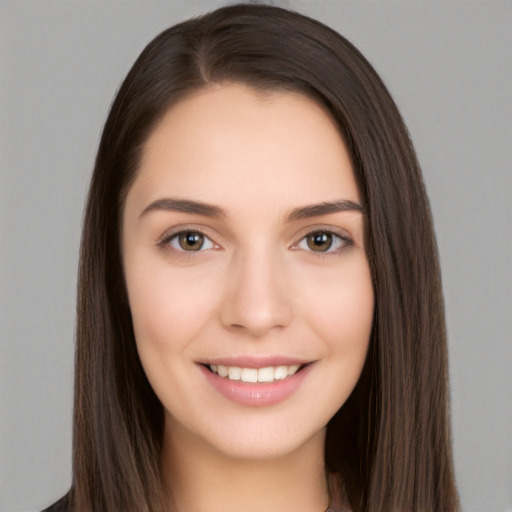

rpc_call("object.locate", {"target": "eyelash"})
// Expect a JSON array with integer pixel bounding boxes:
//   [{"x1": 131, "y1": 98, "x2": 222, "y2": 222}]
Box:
[
  {"x1": 158, "y1": 229, "x2": 217, "y2": 256},
  {"x1": 157, "y1": 228, "x2": 353, "y2": 257},
  {"x1": 293, "y1": 230, "x2": 353, "y2": 255}
]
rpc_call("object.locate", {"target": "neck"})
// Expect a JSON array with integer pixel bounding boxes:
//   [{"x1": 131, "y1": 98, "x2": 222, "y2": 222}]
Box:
[{"x1": 160, "y1": 417, "x2": 330, "y2": 512}]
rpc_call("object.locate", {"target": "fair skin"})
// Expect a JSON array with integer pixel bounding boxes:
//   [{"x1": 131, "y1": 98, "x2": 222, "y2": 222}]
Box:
[{"x1": 122, "y1": 83, "x2": 374, "y2": 512}]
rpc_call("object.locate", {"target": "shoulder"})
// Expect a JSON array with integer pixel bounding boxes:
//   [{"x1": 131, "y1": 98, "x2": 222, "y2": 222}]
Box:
[{"x1": 41, "y1": 493, "x2": 71, "y2": 512}]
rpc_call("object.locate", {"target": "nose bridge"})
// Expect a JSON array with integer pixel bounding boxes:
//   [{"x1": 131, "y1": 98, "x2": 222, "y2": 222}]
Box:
[{"x1": 220, "y1": 244, "x2": 293, "y2": 337}]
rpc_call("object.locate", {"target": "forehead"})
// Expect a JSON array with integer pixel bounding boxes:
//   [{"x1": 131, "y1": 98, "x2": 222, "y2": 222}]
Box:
[{"x1": 128, "y1": 83, "x2": 359, "y2": 216}]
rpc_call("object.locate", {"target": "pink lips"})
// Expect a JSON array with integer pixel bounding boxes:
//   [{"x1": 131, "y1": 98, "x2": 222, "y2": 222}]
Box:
[{"x1": 199, "y1": 358, "x2": 313, "y2": 407}]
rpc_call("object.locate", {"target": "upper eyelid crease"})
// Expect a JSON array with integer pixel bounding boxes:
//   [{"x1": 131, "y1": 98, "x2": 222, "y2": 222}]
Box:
[
  {"x1": 158, "y1": 228, "x2": 213, "y2": 244},
  {"x1": 294, "y1": 230, "x2": 353, "y2": 250},
  {"x1": 292, "y1": 224, "x2": 354, "y2": 242},
  {"x1": 157, "y1": 225, "x2": 354, "y2": 247}
]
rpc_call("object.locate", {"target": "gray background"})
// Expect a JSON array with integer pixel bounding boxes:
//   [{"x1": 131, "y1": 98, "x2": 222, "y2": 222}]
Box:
[{"x1": 1, "y1": 1, "x2": 510, "y2": 511}]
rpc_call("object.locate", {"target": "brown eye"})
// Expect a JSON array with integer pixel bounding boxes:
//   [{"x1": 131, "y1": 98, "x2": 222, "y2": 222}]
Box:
[
  {"x1": 167, "y1": 231, "x2": 216, "y2": 252},
  {"x1": 295, "y1": 230, "x2": 350, "y2": 254},
  {"x1": 306, "y1": 232, "x2": 333, "y2": 252}
]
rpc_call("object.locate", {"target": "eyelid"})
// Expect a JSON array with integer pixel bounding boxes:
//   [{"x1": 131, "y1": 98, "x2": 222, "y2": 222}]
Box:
[
  {"x1": 156, "y1": 224, "x2": 354, "y2": 255},
  {"x1": 290, "y1": 226, "x2": 354, "y2": 253},
  {"x1": 157, "y1": 225, "x2": 220, "y2": 253}
]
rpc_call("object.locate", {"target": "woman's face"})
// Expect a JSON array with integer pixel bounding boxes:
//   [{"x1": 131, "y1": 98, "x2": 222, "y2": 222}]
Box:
[{"x1": 122, "y1": 83, "x2": 374, "y2": 460}]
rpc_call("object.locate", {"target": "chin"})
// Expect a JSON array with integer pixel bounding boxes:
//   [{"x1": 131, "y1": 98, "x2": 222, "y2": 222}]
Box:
[
  {"x1": 165, "y1": 406, "x2": 329, "y2": 464},
  {"x1": 230, "y1": 431, "x2": 321, "y2": 460}
]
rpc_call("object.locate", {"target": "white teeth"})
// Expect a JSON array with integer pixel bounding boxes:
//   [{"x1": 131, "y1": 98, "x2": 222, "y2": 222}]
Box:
[
  {"x1": 274, "y1": 365, "x2": 288, "y2": 380},
  {"x1": 217, "y1": 364, "x2": 228, "y2": 377},
  {"x1": 241, "y1": 368, "x2": 258, "y2": 383},
  {"x1": 209, "y1": 363, "x2": 303, "y2": 382},
  {"x1": 228, "y1": 366, "x2": 242, "y2": 380},
  {"x1": 287, "y1": 364, "x2": 300, "y2": 375},
  {"x1": 257, "y1": 367, "x2": 274, "y2": 383}
]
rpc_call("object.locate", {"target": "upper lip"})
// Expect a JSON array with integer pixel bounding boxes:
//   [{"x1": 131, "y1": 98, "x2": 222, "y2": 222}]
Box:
[{"x1": 197, "y1": 355, "x2": 313, "y2": 368}]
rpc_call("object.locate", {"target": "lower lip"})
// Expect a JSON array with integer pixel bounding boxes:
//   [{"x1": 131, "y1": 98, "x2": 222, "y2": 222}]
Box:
[{"x1": 199, "y1": 364, "x2": 313, "y2": 407}]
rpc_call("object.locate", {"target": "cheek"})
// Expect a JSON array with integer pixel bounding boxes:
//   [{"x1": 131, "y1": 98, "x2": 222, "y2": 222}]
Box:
[
  {"x1": 125, "y1": 261, "x2": 225, "y2": 413},
  {"x1": 125, "y1": 259, "x2": 220, "y2": 357},
  {"x1": 299, "y1": 258, "x2": 374, "y2": 352},
  {"x1": 307, "y1": 260, "x2": 374, "y2": 413}
]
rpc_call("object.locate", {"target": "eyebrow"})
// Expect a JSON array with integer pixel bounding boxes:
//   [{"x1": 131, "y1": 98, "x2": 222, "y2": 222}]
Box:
[
  {"x1": 140, "y1": 197, "x2": 364, "y2": 221},
  {"x1": 140, "y1": 198, "x2": 227, "y2": 219},
  {"x1": 286, "y1": 199, "x2": 365, "y2": 221}
]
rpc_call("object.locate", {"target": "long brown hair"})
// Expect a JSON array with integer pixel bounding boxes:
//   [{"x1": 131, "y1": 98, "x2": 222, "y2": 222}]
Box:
[{"x1": 64, "y1": 3, "x2": 460, "y2": 511}]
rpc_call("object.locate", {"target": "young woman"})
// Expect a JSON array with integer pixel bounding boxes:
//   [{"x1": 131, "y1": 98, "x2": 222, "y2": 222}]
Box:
[{"x1": 44, "y1": 3, "x2": 459, "y2": 511}]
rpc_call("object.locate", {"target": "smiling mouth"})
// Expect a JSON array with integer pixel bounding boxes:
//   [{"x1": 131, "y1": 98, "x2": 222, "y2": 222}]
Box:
[{"x1": 205, "y1": 363, "x2": 308, "y2": 383}]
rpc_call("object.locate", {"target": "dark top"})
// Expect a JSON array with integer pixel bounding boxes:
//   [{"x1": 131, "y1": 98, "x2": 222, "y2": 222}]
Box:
[{"x1": 41, "y1": 494, "x2": 70, "y2": 512}]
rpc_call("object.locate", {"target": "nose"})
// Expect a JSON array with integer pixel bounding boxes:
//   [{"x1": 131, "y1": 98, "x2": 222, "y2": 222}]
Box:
[{"x1": 219, "y1": 250, "x2": 293, "y2": 338}]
